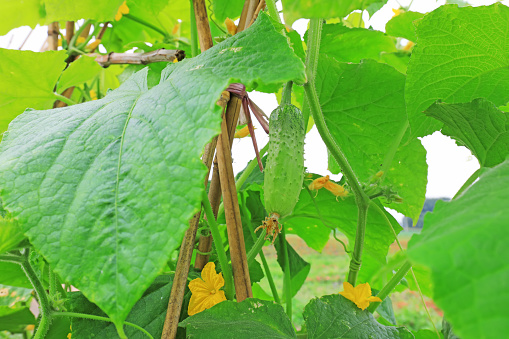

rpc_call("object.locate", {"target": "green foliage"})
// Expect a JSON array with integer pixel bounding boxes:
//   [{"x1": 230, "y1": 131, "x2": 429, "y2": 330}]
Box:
[
  {"x1": 405, "y1": 4, "x2": 509, "y2": 139},
  {"x1": 282, "y1": 0, "x2": 387, "y2": 25},
  {"x1": 0, "y1": 49, "x2": 67, "y2": 134},
  {"x1": 0, "y1": 263, "x2": 31, "y2": 289},
  {"x1": 303, "y1": 294, "x2": 413, "y2": 338},
  {"x1": 0, "y1": 13, "x2": 305, "y2": 327},
  {"x1": 274, "y1": 239, "x2": 310, "y2": 298},
  {"x1": 408, "y1": 158, "x2": 509, "y2": 338},
  {"x1": 285, "y1": 176, "x2": 402, "y2": 264},
  {"x1": 0, "y1": 216, "x2": 24, "y2": 255},
  {"x1": 70, "y1": 275, "x2": 177, "y2": 338},
  {"x1": 179, "y1": 298, "x2": 296, "y2": 338},
  {"x1": 0, "y1": 308, "x2": 35, "y2": 333},
  {"x1": 211, "y1": 0, "x2": 245, "y2": 22},
  {"x1": 318, "y1": 24, "x2": 397, "y2": 63},
  {"x1": 426, "y1": 98, "x2": 509, "y2": 168},
  {"x1": 57, "y1": 56, "x2": 103, "y2": 93},
  {"x1": 315, "y1": 55, "x2": 426, "y2": 221},
  {"x1": 385, "y1": 11, "x2": 425, "y2": 42},
  {"x1": 1, "y1": 1, "x2": 509, "y2": 338}
]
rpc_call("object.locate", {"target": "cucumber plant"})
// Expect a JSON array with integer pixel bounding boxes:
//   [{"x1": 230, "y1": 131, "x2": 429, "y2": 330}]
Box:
[{"x1": 0, "y1": 1, "x2": 508, "y2": 339}]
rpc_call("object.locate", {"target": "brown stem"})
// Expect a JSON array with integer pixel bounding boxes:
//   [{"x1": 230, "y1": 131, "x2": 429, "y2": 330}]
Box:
[
  {"x1": 90, "y1": 22, "x2": 109, "y2": 53},
  {"x1": 93, "y1": 49, "x2": 185, "y2": 67},
  {"x1": 249, "y1": 0, "x2": 266, "y2": 26},
  {"x1": 65, "y1": 21, "x2": 74, "y2": 45},
  {"x1": 48, "y1": 22, "x2": 59, "y2": 51},
  {"x1": 216, "y1": 109, "x2": 253, "y2": 302},
  {"x1": 238, "y1": 0, "x2": 260, "y2": 32},
  {"x1": 193, "y1": 0, "x2": 213, "y2": 51}
]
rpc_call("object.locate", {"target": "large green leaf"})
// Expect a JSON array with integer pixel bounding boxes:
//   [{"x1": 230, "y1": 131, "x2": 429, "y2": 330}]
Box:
[
  {"x1": 304, "y1": 294, "x2": 413, "y2": 338},
  {"x1": 316, "y1": 55, "x2": 426, "y2": 221},
  {"x1": 285, "y1": 175, "x2": 402, "y2": 266},
  {"x1": 212, "y1": 0, "x2": 245, "y2": 22},
  {"x1": 408, "y1": 158, "x2": 509, "y2": 338},
  {"x1": 385, "y1": 11, "x2": 424, "y2": 42},
  {"x1": 0, "y1": 13, "x2": 305, "y2": 327},
  {"x1": 44, "y1": 0, "x2": 124, "y2": 22},
  {"x1": 426, "y1": 98, "x2": 509, "y2": 168},
  {"x1": 0, "y1": 0, "x2": 45, "y2": 35},
  {"x1": 179, "y1": 298, "x2": 296, "y2": 338},
  {"x1": 318, "y1": 24, "x2": 397, "y2": 63},
  {"x1": 282, "y1": 0, "x2": 386, "y2": 25},
  {"x1": 405, "y1": 4, "x2": 509, "y2": 139},
  {"x1": 70, "y1": 275, "x2": 177, "y2": 338},
  {"x1": 0, "y1": 49, "x2": 67, "y2": 134}
]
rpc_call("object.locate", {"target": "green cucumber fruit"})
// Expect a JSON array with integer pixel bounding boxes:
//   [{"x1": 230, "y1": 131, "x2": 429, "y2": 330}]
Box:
[{"x1": 264, "y1": 103, "x2": 305, "y2": 220}]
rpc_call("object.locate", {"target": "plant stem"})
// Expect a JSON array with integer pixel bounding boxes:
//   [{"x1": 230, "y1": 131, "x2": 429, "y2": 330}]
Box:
[
  {"x1": 202, "y1": 189, "x2": 235, "y2": 300},
  {"x1": 52, "y1": 312, "x2": 153, "y2": 339},
  {"x1": 265, "y1": 0, "x2": 280, "y2": 23},
  {"x1": 367, "y1": 261, "x2": 412, "y2": 313},
  {"x1": 20, "y1": 250, "x2": 52, "y2": 339},
  {"x1": 453, "y1": 167, "x2": 483, "y2": 200},
  {"x1": 53, "y1": 93, "x2": 77, "y2": 106},
  {"x1": 304, "y1": 18, "x2": 370, "y2": 286},
  {"x1": 189, "y1": 0, "x2": 199, "y2": 57},
  {"x1": 68, "y1": 20, "x2": 91, "y2": 52},
  {"x1": 123, "y1": 14, "x2": 168, "y2": 37},
  {"x1": 49, "y1": 265, "x2": 57, "y2": 305},
  {"x1": 281, "y1": 81, "x2": 293, "y2": 106},
  {"x1": 0, "y1": 254, "x2": 25, "y2": 264},
  {"x1": 280, "y1": 226, "x2": 292, "y2": 320},
  {"x1": 246, "y1": 229, "x2": 267, "y2": 264}
]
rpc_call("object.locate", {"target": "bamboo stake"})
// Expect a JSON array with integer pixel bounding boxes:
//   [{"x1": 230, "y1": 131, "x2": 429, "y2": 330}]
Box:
[
  {"x1": 216, "y1": 108, "x2": 253, "y2": 301},
  {"x1": 194, "y1": 0, "x2": 259, "y2": 269},
  {"x1": 194, "y1": 96, "x2": 242, "y2": 269},
  {"x1": 65, "y1": 21, "x2": 74, "y2": 45},
  {"x1": 238, "y1": 0, "x2": 260, "y2": 32},
  {"x1": 249, "y1": 0, "x2": 266, "y2": 27},
  {"x1": 192, "y1": 0, "x2": 213, "y2": 51},
  {"x1": 48, "y1": 22, "x2": 59, "y2": 51}
]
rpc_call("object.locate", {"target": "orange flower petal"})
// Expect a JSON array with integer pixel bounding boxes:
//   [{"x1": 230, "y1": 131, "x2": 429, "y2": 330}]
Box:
[{"x1": 308, "y1": 175, "x2": 329, "y2": 190}]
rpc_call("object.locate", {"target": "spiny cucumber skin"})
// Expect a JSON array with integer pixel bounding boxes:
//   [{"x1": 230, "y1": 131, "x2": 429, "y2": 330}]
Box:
[{"x1": 264, "y1": 104, "x2": 305, "y2": 218}]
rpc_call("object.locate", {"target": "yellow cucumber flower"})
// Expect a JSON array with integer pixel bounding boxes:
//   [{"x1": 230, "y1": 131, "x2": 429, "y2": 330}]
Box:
[
  {"x1": 308, "y1": 175, "x2": 330, "y2": 191},
  {"x1": 234, "y1": 125, "x2": 253, "y2": 138},
  {"x1": 115, "y1": 1, "x2": 129, "y2": 21},
  {"x1": 339, "y1": 282, "x2": 382, "y2": 310},
  {"x1": 324, "y1": 180, "x2": 348, "y2": 199},
  {"x1": 188, "y1": 262, "x2": 226, "y2": 316},
  {"x1": 225, "y1": 18, "x2": 237, "y2": 35}
]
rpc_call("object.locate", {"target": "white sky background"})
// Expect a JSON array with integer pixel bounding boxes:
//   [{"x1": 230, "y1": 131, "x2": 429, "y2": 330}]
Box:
[{"x1": 0, "y1": 0, "x2": 506, "y2": 221}]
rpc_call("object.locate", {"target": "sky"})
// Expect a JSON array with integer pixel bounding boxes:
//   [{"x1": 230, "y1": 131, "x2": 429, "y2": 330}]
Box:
[{"x1": 0, "y1": 0, "x2": 505, "y2": 217}]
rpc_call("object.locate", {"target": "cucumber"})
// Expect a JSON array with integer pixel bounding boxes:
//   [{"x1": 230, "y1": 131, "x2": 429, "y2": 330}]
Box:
[{"x1": 264, "y1": 104, "x2": 305, "y2": 219}]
